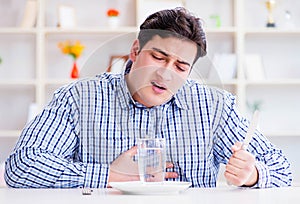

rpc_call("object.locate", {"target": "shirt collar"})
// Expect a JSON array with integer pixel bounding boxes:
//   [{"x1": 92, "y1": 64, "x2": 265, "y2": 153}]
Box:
[{"x1": 172, "y1": 86, "x2": 190, "y2": 110}]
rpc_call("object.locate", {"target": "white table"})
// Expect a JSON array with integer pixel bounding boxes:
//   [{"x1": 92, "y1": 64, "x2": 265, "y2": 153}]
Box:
[{"x1": 0, "y1": 186, "x2": 300, "y2": 204}]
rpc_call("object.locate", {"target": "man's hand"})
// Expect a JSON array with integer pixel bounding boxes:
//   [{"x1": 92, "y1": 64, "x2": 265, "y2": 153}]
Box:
[
  {"x1": 224, "y1": 142, "x2": 258, "y2": 187},
  {"x1": 107, "y1": 146, "x2": 178, "y2": 187}
]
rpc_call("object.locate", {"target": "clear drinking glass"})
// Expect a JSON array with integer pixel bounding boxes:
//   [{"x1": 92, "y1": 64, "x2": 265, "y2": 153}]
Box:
[{"x1": 137, "y1": 138, "x2": 166, "y2": 183}]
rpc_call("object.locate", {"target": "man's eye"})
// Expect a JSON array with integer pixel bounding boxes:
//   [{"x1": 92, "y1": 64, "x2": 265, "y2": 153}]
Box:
[
  {"x1": 176, "y1": 64, "x2": 189, "y2": 72},
  {"x1": 176, "y1": 66, "x2": 186, "y2": 72},
  {"x1": 152, "y1": 54, "x2": 164, "y2": 61}
]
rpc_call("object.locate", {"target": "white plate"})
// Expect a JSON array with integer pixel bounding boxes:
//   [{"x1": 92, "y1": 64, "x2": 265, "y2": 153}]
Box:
[{"x1": 109, "y1": 181, "x2": 192, "y2": 195}]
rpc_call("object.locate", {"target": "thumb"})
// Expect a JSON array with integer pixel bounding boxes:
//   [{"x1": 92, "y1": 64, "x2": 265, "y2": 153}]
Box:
[
  {"x1": 125, "y1": 146, "x2": 138, "y2": 157},
  {"x1": 110, "y1": 146, "x2": 139, "y2": 176},
  {"x1": 231, "y1": 142, "x2": 243, "y2": 153}
]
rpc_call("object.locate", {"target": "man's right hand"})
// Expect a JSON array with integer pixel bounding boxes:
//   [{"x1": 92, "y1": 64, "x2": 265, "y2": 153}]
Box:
[{"x1": 107, "y1": 146, "x2": 178, "y2": 187}]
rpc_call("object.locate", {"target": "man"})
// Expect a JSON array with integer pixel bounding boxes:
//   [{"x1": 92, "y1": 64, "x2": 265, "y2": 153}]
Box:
[{"x1": 5, "y1": 7, "x2": 292, "y2": 188}]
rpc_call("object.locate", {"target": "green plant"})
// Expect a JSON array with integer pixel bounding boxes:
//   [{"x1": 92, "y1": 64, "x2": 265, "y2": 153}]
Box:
[{"x1": 247, "y1": 100, "x2": 263, "y2": 113}]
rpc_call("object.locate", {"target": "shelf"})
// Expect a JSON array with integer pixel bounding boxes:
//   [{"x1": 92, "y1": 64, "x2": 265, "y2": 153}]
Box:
[
  {"x1": 265, "y1": 132, "x2": 300, "y2": 138},
  {"x1": 201, "y1": 78, "x2": 239, "y2": 86},
  {"x1": 0, "y1": 27, "x2": 139, "y2": 34},
  {"x1": 0, "y1": 130, "x2": 21, "y2": 138},
  {"x1": 0, "y1": 80, "x2": 37, "y2": 86},
  {"x1": 205, "y1": 27, "x2": 237, "y2": 33},
  {"x1": 44, "y1": 26, "x2": 138, "y2": 35},
  {"x1": 45, "y1": 79, "x2": 77, "y2": 86},
  {"x1": 0, "y1": 28, "x2": 37, "y2": 34},
  {"x1": 245, "y1": 79, "x2": 300, "y2": 86},
  {"x1": 245, "y1": 28, "x2": 300, "y2": 35}
]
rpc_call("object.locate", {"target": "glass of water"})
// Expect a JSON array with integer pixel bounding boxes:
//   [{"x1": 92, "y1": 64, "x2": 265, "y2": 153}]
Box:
[{"x1": 137, "y1": 138, "x2": 166, "y2": 183}]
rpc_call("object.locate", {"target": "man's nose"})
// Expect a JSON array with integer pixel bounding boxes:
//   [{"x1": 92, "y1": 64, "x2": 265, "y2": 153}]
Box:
[{"x1": 156, "y1": 66, "x2": 173, "y2": 81}]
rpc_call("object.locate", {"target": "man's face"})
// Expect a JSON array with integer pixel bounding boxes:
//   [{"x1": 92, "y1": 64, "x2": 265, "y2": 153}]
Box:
[{"x1": 126, "y1": 35, "x2": 197, "y2": 107}]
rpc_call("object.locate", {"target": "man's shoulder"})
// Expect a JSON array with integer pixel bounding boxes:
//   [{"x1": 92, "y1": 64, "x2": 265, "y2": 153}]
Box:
[
  {"x1": 184, "y1": 79, "x2": 227, "y2": 94},
  {"x1": 97, "y1": 72, "x2": 123, "y2": 83},
  {"x1": 69, "y1": 73, "x2": 122, "y2": 88},
  {"x1": 183, "y1": 79, "x2": 236, "y2": 101},
  {"x1": 53, "y1": 73, "x2": 123, "y2": 96}
]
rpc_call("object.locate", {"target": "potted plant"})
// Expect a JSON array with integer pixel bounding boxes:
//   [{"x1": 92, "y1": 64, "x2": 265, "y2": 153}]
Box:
[
  {"x1": 107, "y1": 8, "x2": 120, "y2": 28},
  {"x1": 58, "y1": 40, "x2": 85, "y2": 79}
]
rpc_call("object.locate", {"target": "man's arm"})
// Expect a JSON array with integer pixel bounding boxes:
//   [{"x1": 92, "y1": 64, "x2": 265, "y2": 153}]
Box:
[
  {"x1": 4, "y1": 85, "x2": 109, "y2": 188},
  {"x1": 213, "y1": 92, "x2": 292, "y2": 188},
  {"x1": 5, "y1": 147, "x2": 109, "y2": 188}
]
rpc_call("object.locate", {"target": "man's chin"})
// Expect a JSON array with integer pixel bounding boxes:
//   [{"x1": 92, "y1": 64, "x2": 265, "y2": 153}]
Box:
[{"x1": 132, "y1": 90, "x2": 173, "y2": 107}]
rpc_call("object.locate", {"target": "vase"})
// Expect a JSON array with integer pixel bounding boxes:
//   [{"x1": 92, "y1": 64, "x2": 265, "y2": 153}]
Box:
[
  {"x1": 71, "y1": 61, "x2": 79, "y2": 78},
  {"x1": 107, "y1": 17, "x2": 120, "y2": 28}
]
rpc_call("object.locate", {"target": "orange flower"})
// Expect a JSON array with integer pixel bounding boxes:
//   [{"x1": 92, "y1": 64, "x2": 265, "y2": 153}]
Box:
[
  {"x1": 58, "y1": 40, "x2": 85, "y2": 60},
  {"x1": 107, "y1": 8, "x2": 119, "y2": 17}
]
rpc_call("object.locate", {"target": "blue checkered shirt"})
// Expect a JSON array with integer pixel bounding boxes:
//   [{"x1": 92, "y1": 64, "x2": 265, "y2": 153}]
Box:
[{"x1": 5, "y1": 73, "x2": 292, "y2": 188}]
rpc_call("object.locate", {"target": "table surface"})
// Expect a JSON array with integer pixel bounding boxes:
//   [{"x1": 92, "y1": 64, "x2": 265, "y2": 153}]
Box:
[{"x1": 1, "y1": 186, "x2": 300, "y2": 204}]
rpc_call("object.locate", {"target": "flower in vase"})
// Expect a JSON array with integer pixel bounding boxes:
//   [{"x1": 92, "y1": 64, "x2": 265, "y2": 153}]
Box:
[
  {"x1": 58, "y1": 40, "x2": 85, "y2": 60},
  {"x1": 58, "y1": 40, "x2": 85, "y2": 78},
  {"x1": 106, "y1": 8, "x2": 120, "y2": 28},
  {"x1": 107, "y1": 8, "x2": 120, "y2": 17}
]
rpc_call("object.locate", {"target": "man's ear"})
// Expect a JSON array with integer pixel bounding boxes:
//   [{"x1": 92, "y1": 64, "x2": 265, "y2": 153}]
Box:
[{"x1": 129, "y1": 39, "x2": 140, "y2": 62}]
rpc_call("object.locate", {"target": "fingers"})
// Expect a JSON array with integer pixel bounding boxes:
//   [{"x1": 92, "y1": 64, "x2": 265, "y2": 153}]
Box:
[
  {"x1": 225, "y1": 163, "x2": 258, "y2": 187},
  {"x1": 225, "y1": 159, "x2": 250, "y2": 186},
  {"x1": 165, "y1": 162, "x2": 178, "y2": 179},
  {"x1": 166, "y1": 162, "x2": 174, "y2": 168},
  {"x1": 227, "y1": 156, "x2": 245, "y2": 169},
  {"x1": 231, "y1": 149, "x2": 255, "y2": 166},
  {"x1": 165, "y1": 172, "x2": 178, "y2": 179},
  {"x1": 224, "y1": 171, "x2": 244, "y2": 186},
  {"x1": 225, "y1": 162, "x2": 250, "y2": 179}
]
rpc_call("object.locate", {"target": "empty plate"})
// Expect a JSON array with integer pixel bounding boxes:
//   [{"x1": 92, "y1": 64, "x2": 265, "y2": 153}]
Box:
[{"x1": 109, "y1": 181, "x2": 192, "y2": 195}]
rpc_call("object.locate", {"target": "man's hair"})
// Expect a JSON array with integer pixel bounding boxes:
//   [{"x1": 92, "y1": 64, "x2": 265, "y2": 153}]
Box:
[{"x1": 138, "y1": 7, "x2": 207, "y2": 64}]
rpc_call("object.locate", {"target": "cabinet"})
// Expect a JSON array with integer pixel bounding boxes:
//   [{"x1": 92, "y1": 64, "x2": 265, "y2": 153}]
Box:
[
  {"x1": 1, "y1": 0, "x2": 300, "y2": 184},
  {"x1": 0, "y1": 0, "x2": 137, "y2": 162}
]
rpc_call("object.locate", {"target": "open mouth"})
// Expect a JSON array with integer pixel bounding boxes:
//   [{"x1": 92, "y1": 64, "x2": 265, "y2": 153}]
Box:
[{"x1": 151, "y1": 81, "x2": 167, "y2": 90}]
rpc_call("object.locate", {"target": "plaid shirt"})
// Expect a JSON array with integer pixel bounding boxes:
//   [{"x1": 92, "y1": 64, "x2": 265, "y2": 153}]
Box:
[{"x1": 5, "y1": 73, "x2": 292, "y2": 188}]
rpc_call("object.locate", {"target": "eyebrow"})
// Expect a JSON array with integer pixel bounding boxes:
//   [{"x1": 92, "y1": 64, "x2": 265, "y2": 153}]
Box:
[{"x1": 152, "y1": 47, "x2": 191, "y2": 67}]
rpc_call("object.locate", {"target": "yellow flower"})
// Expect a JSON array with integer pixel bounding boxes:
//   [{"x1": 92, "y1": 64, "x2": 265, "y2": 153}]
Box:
[{"x1": 58, "y1": 40, "x2": 85, "y2": 60}]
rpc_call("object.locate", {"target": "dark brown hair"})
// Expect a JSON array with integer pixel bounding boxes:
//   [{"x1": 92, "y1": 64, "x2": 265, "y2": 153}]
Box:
[{"x1": 138, "y1": 7, "x2": 207, "y2": 64}]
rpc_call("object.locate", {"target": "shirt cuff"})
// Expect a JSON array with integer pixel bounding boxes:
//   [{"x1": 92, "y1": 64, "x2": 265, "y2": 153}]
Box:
[
  {"x1": 84, "y1": 163, "x2": 109, "y2": 188},
  {"x1": 253, "y1": 160, "x2": 271, "y2": 188}
]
